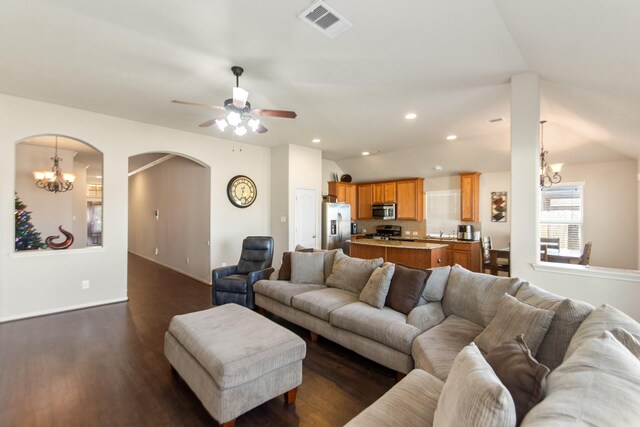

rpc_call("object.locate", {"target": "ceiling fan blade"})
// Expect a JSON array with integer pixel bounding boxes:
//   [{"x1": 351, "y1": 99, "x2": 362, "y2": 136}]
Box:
[
  {"x1": 199, "y1": 118, "x2": 215, "y2": 128},
  {"x1": 256, "y1": 124, "x2": 268, "y2": 134},
  {"x1": 232, "y1": 87, "x2": 249, "y2": 108},
  {"x1": 253, "y1": 109, "x2": 297, "y2": 119},
  {"x1": 171, "y1": 100, "x2": 225, "y2": 110}
]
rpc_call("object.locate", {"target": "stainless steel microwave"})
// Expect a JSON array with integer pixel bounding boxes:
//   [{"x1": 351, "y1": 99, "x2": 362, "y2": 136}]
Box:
[{"x1": 372, "y1": 203, "x2": 396, "y2": 220}]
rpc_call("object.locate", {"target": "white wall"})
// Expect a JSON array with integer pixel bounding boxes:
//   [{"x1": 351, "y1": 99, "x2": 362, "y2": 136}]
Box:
[
  {"x1": 479, "y1": 171, "x2": 511, "y2": 249},
  {"x1": 321, "y1": 159, "x2": 344, "y2": 195},
  {"x1": 268, "y1": 144, "x2": 322, "y2": 268},
  {"x1": 1, "y1": 94, "x2": 271, "y2": 321},
  {"x1": 128, "y1": 156, "x2": 211, "y2": 283}
]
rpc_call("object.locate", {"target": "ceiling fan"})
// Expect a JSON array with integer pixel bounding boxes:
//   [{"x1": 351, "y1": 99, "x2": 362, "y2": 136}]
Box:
[{"x1": 172, "y1": 66, "x2": 297, "y2": 135}]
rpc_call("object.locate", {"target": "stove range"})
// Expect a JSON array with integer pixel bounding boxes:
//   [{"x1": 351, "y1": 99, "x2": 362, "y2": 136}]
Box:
[{"x1": 365, "y1": 225, "x2": 416, "y2": 242}]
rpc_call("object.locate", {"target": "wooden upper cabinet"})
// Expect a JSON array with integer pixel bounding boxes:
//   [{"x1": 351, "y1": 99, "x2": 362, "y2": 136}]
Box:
[
  {"x1": 373, "y1": 182, "x2": 396, "y2": 204},
  {"x1": 460, "y1": 172, "x2": 480, "y2": 222},
  {"x1": 328, "y1": 181, "x2": 357, "y2": 220},
  {"x1": 396, "y1": 178, "x2": 424, "y2": 221},
  {"x1": 357, "y1": 183, "x2": 373, "y2": 220}
]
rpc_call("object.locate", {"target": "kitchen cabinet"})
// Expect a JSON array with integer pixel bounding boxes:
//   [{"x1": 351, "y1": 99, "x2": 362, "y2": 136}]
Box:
[
  {"x1": 372, "y1": 182, "x2": 396, "y2": 204},
  {"x1": 460, "y1": 172, "x2": 480, "y2": 222},
  {"x1": 350, "y1": 239, "x2": 448, "y2": 270},
  {"x1": 422, "y1": 239, "x2": 482, "y2": 272},
  {"x1": 357, "y1": 183, "x2": 373, "y2": 220},
  {"x1": 396, "y1": 178, "x2": 424, "y2": 221},
  {"x1": 328, "y1": 181, "x2": 357, "y2": 220}
]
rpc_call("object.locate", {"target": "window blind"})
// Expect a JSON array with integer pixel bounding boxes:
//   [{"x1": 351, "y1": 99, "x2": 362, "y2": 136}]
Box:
[
  {"x1": 540, "y1": 184, "x2": 583, "y2": 250},
  {"x1": 427, "y1": 190, "x2": 460, "y2": 236}
]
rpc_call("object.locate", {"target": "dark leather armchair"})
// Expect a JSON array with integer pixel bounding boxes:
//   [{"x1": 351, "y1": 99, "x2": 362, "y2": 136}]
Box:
[{"x1": 212, "y1": 236, "x2": 274, "y2": 309}]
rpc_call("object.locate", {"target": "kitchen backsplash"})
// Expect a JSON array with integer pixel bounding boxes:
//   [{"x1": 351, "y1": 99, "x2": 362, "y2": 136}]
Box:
[{"x1": 354, "y1": 220, "x2": 427, "y2": 237}]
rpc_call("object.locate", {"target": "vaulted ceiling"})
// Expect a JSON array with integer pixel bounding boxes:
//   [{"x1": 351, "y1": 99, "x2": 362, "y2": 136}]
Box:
[{"x1": 2, "y1": 1, "x2": 638, "y2": 172}]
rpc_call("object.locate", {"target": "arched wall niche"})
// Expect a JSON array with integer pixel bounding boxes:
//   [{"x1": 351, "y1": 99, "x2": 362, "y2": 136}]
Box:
[{"x1": 14, "y1": 134, "x2": 103, "y2": 251}]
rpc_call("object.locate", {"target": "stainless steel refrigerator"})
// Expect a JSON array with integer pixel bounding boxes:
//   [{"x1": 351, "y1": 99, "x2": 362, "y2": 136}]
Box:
[{"x1": 321, "y1": 202, "x2": 351, "y2": 255}]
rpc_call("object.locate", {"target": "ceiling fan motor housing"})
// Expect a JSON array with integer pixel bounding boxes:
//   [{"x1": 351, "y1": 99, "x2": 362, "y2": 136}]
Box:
[{"x1": 224, "y1": 98, "x2": 251, "y2": 114}]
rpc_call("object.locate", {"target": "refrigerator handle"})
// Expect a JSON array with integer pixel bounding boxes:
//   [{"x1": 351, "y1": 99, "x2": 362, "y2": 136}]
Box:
[{"x1": 337, "y1": 212, "x2": 342, "y2": 242}]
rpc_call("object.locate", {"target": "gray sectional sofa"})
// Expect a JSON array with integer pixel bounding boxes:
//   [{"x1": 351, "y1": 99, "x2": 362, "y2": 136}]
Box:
[{"x1": 254, "y1": 250, "x2": 640, "y2": 426}]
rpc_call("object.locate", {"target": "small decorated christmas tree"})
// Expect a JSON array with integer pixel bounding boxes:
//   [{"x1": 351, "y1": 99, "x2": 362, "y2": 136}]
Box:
[{"x1": 15, "y1": 193, "x2": 46, "y2": 251}]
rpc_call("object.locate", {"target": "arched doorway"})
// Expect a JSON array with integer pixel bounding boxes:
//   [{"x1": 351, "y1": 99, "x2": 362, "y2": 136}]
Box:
[{"x1": 127, "y1": 152, "x2": 211, "y2": 284}]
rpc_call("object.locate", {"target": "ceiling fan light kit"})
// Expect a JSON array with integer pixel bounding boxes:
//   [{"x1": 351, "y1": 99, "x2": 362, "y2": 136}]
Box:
[{"x1": 173, "y1": 66, "x2": 297, "y2": 136}]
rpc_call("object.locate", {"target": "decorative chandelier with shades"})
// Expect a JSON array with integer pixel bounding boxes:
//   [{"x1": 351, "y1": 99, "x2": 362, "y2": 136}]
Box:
[
  {"x1": 33, "y1": 136, "x2": 76, "y2": 193},
  {"x1": 539, "y1": 120, "x2": 563, "y2": 188}
]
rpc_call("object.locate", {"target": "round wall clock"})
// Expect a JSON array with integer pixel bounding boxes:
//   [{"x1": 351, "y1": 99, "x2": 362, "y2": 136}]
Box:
[{"x1": 227, "y1": 175, "x2": 257, "y2": 208}]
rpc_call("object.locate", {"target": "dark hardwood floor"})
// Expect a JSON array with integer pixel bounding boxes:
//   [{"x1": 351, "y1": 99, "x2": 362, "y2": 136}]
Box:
[{"x1": 0, "y1": 253, "x2": 396, "y2": 426}]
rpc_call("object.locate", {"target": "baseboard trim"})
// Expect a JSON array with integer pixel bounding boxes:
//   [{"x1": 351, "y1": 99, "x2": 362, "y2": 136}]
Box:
[
  {"x1": 0, "y1": 297, "x2": 129, "y2": 324},
  {"x1": 128, "y1": 251, "x2": 211, "y2": 285}
]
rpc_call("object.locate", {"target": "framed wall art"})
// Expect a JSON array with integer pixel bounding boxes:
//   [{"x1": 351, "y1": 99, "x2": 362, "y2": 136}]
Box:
[{"x1": 491, "y1": 191, "x2": 507, "y2": 222}]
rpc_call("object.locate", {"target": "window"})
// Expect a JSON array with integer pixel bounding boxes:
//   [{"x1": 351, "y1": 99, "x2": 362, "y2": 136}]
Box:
[
  {"x1": 426, "y1": 189, "x2": 460, "y2": 236},
  {"x1": 540, "y1": 183, "x2": 583, "y2": 250}
]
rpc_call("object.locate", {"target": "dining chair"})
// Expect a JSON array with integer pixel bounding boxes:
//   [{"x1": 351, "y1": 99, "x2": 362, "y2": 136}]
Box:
[
  {"x1": 540, "y1": 245, "x2": 549, "y2": 262},
  {"x1": 481, "y1": 236, "x2": 509, "y2": 275},
  {"x1": 579, "y1": 242, "x2": 592, "y2": 266},
  {"x1": 540, "y1": 237, "x2": 560, "y2": 251}
]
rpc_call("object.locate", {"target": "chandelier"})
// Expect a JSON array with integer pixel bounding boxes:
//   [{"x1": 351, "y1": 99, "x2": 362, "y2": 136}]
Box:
[
  {"x1": 539, "y1": 120, "x2": 563, "y2": 188},
  {"x1": 33, "y1": 136, "x2": 76, "y2": 193}
]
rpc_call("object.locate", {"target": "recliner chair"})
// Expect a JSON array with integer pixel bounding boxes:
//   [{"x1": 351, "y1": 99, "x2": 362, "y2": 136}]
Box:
[{"x1": 212, "y1": 236, "x2": 274, "y2": 309}]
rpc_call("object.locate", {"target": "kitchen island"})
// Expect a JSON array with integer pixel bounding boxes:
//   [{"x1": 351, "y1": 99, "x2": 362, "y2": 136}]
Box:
[{"x1": 350, "y1": 239, "x2": 449, "y2": 269}]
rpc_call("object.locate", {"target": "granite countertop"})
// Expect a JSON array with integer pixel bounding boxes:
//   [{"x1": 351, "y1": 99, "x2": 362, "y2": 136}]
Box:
[
  {"x1": 351, "y1": 238, "x2": 449, "y2": 250},
  {"x1": 421, "y1": 237, "x2": 480, "y2": 244}
]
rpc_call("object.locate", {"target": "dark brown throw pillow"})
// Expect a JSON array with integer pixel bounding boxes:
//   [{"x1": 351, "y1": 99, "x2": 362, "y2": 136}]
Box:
[
  {"x1": 278, "y1": 252, "x2": 292, "y2": 280},
  {"x1": 485, "y1": 334, "x2": 550, "y2": 425},
  {"x1": 385, "y1": 264, "x2": 431, "y2": 315}
]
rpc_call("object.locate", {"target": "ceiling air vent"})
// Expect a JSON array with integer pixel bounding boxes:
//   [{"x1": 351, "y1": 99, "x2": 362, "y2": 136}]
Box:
[{"x1": 298, "y1": 1, "x2": 353, "y2": 38}]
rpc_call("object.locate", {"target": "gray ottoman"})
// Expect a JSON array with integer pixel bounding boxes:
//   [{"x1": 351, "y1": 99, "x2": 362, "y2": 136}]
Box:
[{"x1": 164, "y1": 303, "x2": 306, "y2": 426}]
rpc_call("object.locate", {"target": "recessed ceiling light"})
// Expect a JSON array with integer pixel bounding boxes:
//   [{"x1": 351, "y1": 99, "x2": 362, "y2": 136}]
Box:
[
  {"x1": 405, "y1": 113, "x2": 417, "y2": 120},
  {"x1": 433, "y1": 165, "x2": 443, "y2": 171},
  {"x1": 446, "y1": 135, "x2": 457, "y2": 141},
  {"x1": 361, "y1": 151, "x2": 370, "y2": 156},
  {"x1": 312, "y1": 138, "x2": 321, "y2": 143}
]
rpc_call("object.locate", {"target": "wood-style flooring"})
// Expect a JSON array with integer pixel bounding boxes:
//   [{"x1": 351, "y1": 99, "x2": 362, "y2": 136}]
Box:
[{"x1": 0, "y1": 253, "x2": 396, "y2": 426}]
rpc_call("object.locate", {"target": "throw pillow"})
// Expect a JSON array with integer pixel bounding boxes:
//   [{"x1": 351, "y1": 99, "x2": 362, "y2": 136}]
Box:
[
  {"x1": 485, "y1": 334, "x2": 550, "y2": 425},
  {"x1": 325, "y1": 252, "x2": 383, "y2": 293},
  {"x1": 294, "y1": 244, "x2": 315, "y2": 252},
  {"x1": 433, "y1": 343, "x2": 516, "y2": 427},
  {"x1": 474, "y1": 293, "x2": 555, "y2": 355},
  {"x1": 290, "y1": 251, "x2": 325, "y2": 284},
  {"x1": 359, "y1": 262, "x2": 395, "y2": 309},
  {"x1": 610, "y1": 327, "x2": 640, "y2": 358},
  {"x1": 515, "y1": 281, "x2": 594, "y2": 370},
  {"x1": 522, "y1": 331, "x2": 640, "y2": 426},
  {"x1": 442, "y1": 264, "x2": 523, "y2": 327},
  {"x1": 385, "y1": 264, "x2": 431, "y2": 315},
  {"x1": 278, "y1": 251, "x2": 292, "y2": 280}
]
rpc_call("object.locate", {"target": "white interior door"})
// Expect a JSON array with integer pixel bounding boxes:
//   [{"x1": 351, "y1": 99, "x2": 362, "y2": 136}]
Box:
[{"x1": 295, "y1": 188, "x2": 317, "y2": 248}]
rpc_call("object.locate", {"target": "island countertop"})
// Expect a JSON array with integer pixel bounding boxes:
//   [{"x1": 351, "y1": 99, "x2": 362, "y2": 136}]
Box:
[{"x1": 351, "y1": 239, "x2": 449, "y2": 250}]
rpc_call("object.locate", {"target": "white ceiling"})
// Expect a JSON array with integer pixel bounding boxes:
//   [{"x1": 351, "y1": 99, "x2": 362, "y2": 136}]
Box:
[{"x1": 1, "y1": 1, "x2": 638, "y2": 170}]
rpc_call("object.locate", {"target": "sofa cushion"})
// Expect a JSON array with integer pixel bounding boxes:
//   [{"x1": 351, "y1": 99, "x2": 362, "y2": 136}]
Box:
[
  {"x1": 474, "y1": 293, "x2": 555, "y2": 356},
  {"x1": 325, "y1": 252, "x2": 383, "y2": 293},
  {"x1": 290, "y1": 251, "x2": 325, "y2": 284},
  {"x1": 344, "y1": 369, "x2": 443, "y2": 427},
  {"x1": 293, "y1": 245, "x2": 342, "y2": 280},
  {"x1": 442, "y1": 265, "x2": 522, "y2": 327},
  {"x1": 291, "y1": 288, "x2": 359, "y2": 321},
  {"x1": 407, "y1": 302, "x2": 446, "y2": 333},
  {"x1": 385, "y1": 264, "x2": 431, "y2": 315},
  {"x1": 515, "y1": 281, "x2": 594, "y2": 370},
  {"x1": 277, "y1": 251, "x2": 292, "y2": 280},
  {"x1": 433, "y1": 343, "x2": 516, "y2": 427},
  {"x1": 359, "y1": 262, "x2": 395, "y2": 309},
  {"x1": 486, "y1": 334, "x2": 550, "y2": 425},
  {"x1": 330, "y1": 302, "x2": 421, "y2": 354},
  {"x1": 412, "y1": 314, "x2": 484, "y2": 381},
  {"x1": 611, "y1": 327, "x2": 640, "y2": 358},
  {"x1": 522, "y1": 331, "x2": 640, "y2": 426},
  {"x1": 253, "y1": 280, "x2": 326, "y2": 307},
  {"x1": 565, "y1": 303, "x2": 640, "y2": 361},
  {"x1": 418, "y1": 265, "x2": 451, "y2": 304}
]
